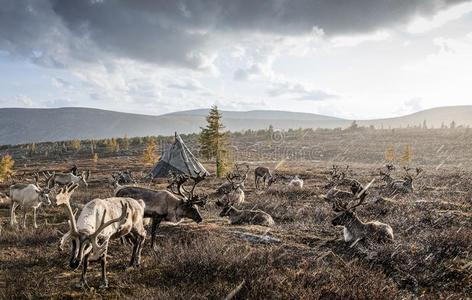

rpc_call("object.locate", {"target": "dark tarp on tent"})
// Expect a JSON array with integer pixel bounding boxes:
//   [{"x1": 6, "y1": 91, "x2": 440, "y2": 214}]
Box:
[{"x1": 147, "y1": 133, "x2": 209, "y2": 179}]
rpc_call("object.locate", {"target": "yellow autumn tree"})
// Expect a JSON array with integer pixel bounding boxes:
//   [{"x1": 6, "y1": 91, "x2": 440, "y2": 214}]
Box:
[
  {"x1": 0, "y1": 154, "x2": 15, "y2": 182},
  {"x1": 92, "y1": 153, "x2": 99, "y2": 165},
  {"x1": 71, "y1": 139, "x2": 81, "y2": 152},
  {"x1": 400, "y1": 144, "x2": 413, "y2": 166},
  {"x1": 123, "y1": 135, "x2": 130, "y2": 151},
  {"x1": 385, "y1": 144, "x2": 396, "y2": 163},
  {"x1": 142, "y1": 136, "x2": 158, "y2": 165}
]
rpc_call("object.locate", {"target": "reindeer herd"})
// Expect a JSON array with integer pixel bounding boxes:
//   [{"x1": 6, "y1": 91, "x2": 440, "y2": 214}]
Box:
[{"x1": 1, "y1": 162, "x2": 422, "y2": 288}]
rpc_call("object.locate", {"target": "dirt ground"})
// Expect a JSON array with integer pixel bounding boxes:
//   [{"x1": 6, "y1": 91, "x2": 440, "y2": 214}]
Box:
[{"x1": 0, "y1": 154, "x2": 471, "y2": 299}]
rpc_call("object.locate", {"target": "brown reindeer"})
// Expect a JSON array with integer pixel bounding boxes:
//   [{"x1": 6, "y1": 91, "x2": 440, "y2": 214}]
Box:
[
  {"x1": 254, "y1": 166, "x2": 277, "y2": 189},
  {"x1": 219, "y1": 204, "x2": 275, "y2": 226},
  {"x1": 390, "y1": 167, "x2": 423, "y2": 195},
  {"x1": 215, "y1": 164, "x2": 249, "y2": 206},
  {"x1": 331, "y1": 178, "x2": 394, "y2": 246},
  {"x1": 115, "y1": 172, "x2": 207, "y2": 250}
]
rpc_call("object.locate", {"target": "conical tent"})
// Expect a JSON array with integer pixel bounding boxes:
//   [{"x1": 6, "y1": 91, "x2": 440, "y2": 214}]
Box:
[{"x1": 147, "y1": 133, "x2": 209, "y2": 179}]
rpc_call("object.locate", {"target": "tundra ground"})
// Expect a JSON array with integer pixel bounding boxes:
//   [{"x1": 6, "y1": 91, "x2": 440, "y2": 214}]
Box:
[{"x1": 0, "y1": 154, "x2": 471, "y2": 299}]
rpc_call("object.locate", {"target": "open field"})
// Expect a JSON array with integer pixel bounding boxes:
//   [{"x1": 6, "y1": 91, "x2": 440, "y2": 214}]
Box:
[{"x1": 1, "y1": 130, "x2": 471, "y2": 299}]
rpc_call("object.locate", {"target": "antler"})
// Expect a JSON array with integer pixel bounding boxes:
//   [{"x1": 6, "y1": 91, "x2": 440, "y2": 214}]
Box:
[
  {"x1": 167, "y1": 171, "x2": 190, "y2": 198},
  {"x1": 187, "y1": 171, "x2": 206, "y2": 201},
  {"x1": 348, "y1": 177, "x2": 376, "y2": 210},
  {"x1": 415, "y1": 167, "x2": 423, "y2": 177},
  {"x1": 56, "y1": 183, "x2": 80, "y2": 236},
  {"x1": 34, "y1": 172, "x2": 40, "y2": 186},
  {"x1": 89, "y1": 202, "x2": 128, "y2": 258}
]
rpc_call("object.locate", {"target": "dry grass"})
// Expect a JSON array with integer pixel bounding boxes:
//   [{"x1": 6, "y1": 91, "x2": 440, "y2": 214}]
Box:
[{"x1": 0, "y1": 156, "x2": 471, "y2": 299}]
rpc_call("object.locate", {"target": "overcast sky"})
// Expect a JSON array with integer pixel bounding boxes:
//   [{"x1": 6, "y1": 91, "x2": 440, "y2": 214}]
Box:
[{"x1": 1, "y1": 0, "x2": 472, "y2": 119}]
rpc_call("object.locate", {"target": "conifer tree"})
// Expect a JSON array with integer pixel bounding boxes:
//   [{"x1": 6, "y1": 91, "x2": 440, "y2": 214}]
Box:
[{"x1": 198, "y1": 105, "x2": 231, "y2": 177}]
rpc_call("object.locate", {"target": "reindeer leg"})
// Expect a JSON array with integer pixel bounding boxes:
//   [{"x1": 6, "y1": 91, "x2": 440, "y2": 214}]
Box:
[
  {"x1": 151, "y1": 217, "x2": 162, "y2": 251},
  {"x1": 33, "y1": 207, "x2": 38, "y2": 229},
  {"x1": 350, "y1": 238, "x2": 363, "y2": 248},
  {"x1": 76, "y1": 254, "x2": 90, "y2": 289},
  {"x1": 127, "y1": 234, "x2": 138, "y2": 268},
  {"x1": 22, "y1": 208, "x2": 27, "y2": 228},
  {"x1": 10, "y1": 202, "x2": 18, "y2": 227},
  {"x1": 135, "y1": 233, "x2": 145, "y2": 267},
  {"x1": 99, "y1": 255, "x2": 109, "y2": 289}
]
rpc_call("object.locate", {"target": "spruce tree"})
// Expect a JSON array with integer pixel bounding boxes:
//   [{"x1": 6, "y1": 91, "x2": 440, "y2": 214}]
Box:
[{"x1": 199, "y1": 105, "x2": 231, "y2": 177}]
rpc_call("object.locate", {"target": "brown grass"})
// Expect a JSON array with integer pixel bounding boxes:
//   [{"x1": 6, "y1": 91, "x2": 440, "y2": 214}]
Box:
[{"x1": 0, "y1": 155, "x2": 471, "y2": 299}]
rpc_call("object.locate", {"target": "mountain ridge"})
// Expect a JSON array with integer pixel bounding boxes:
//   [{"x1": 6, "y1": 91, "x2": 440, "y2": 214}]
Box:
[{"x1": 0, "y1": 106, "x2": 470, "y2": 145}]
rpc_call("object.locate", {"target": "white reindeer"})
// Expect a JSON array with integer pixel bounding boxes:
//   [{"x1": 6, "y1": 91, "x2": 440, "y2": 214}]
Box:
[
  {"x1": 9, "y1": 179, "x2": 52, "y2": 229},
  {"x1": 288, "y1": 175, "x2": 304, "y2": 189},
  {"x1": 57, "y1": 183, "x2": 146, "y2": 289},
  {"x1": 49, "y1": 170, "x2": 90, "y2": 188}
]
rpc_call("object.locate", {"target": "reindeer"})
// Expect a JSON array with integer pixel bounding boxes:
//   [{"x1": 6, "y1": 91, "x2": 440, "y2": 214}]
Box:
[
  {"x1": 215, "y1": 164, "x2": 249, "y2": 206},
  {"x1": 219, "y1": 204, "x2": 275, "y2": 226},
  {"x1": 331, "y1": 178, "x2": 394, "y2": 246},
  {"x1": 379, "y1": 164, "x2": 396, "y2": 187},
  {"x1": 48, "y1": 170, "x2": 90, "y2": 188},
  {"x1": 57, "y1": 184, "x2": 146, "y2": 289},
  {"x1": 254, "y1": 166, "x2": 277, "y2": 189},
  {"x1": 9, "y1": 174, "x2": 54, "y2": 228},
  {"x1": 112, "y1": 170, "x2": 136, "y2": 185},
  {"x1": 115, "y1": 172, "x2": 207, "y2": 250},
  {"x1": 288, "y1": 175, "x2": 304, "y2": 189},
  {"x1": 390, "y1": 167, "x2": 423, "y2": 195},
  {"x1": 323, "y1": 166, "x2": 363, "y2": 204},
  {"x1": 324, "y1": 165, "x2": 350, "y2": 189}
]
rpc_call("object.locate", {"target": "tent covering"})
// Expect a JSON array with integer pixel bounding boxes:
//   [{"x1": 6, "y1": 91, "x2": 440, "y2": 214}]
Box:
[{"x1": 147, "y1": 133, "x2": 209, "y2": 179}]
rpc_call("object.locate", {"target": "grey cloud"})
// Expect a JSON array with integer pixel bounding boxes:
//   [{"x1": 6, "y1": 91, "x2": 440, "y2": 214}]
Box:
[{"x1": 0, "y1": 0, "x2": 468, "y2": 70}]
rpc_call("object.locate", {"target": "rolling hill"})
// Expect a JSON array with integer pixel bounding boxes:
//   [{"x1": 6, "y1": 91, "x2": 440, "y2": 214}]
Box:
[{"x1": 0, "y1": 106, "x2": 470, "y2": 145}]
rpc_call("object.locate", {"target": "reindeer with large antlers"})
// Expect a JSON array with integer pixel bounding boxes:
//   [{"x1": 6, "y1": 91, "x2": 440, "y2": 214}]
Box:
[
  {"x1": 323, "y1": 165, "x2": 363, "y2": 204},
  {"x1": 57, "y1": 183, "x2": 146, "y2": 288},
  {"x1": 331, "y1": 178, "x2": 394, "y2": 246},
  {"x1": 389, "y1": 167, "x2": 423, "y2": 195},
  {"x1": 215, "y1": 164, "x2": 249, "y2": 206},
  {"x1": 115, "y1": 171, "x2": 208, "y2": 251},
  {"x1": 378, "y1": 164, "x2": 396, "y2": 187}
]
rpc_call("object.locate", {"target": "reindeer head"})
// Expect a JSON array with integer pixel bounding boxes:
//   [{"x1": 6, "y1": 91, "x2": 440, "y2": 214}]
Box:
[
  {"x1": 226, "y1": 165, "x2": 249, "y2": 190},
  {"x1": 331, "y1": 178, "x2": 375, "y2": 226},
  {"x1": 56, "y1": 183, "x2": 128, "y2": 269},
  {"x1": 34, "y1": 172, "x2": 52, "y2": 205},
  {"x1": 325, "y1": 165, "x2": 350, "y2": 189},
  {"x1": 167, "y1": 171, "x2": 208, "y2": 223},
  {"x1": 219, "y1": 204, "x2": 234, "y2": 217},
  {"x1": 267, "y1": 174, "x2": 278, "y2": 187},
  {"x1": 232, "y1": 164, "x2": 250, "y2": 187}
]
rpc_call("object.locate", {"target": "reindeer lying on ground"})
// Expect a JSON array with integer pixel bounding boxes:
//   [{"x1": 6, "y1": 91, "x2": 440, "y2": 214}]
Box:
[
  {"x1": 219, "y1": 204, "x2": 275, "y2": 226},
  {"x1": 324, "y1": 165, "x2": 349, "y2": 189},
  {"x1": 57, "y1": 184, "x2": 146, "y2": 289},
  {"x1": 254, "y1": 166, "x2": 277, "y2": 189},
  {"x1": 215, "y1": 165, "x2": 249, "y2": 206},
  {"x1": 323, "y1": 166, "x2": 363, "y2": 204},
  {"x1": 9, "y1": 174, "x2": 54, "y2": 228},
  {"x1": 331, "y1": 178, "x2": 394, "y2": 246},
  {"x1": 390, "y1": 167, "x2": 423, "y2": 195},
  {"x1": 288, "y1": 175, "x2": 304, "y2": 189},
  {"x1": 112, "y1": 170, "x2": 136, "y2": 185},
  {"x1": 114, "y1": 172, "x2": 207, "y2": 250},
  {"x1": 47, "y1": 170, "x2": 90, "y2": 188},
  {"x1": 379, "y1": 164, "x2": 396, "y2": 187}
]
